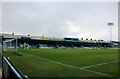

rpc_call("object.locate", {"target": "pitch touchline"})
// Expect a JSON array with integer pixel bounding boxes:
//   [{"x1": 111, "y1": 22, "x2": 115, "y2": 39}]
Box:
[
  {"x1": 80, "y1": 60, "x2": 119, "y2": 69},
  {"x1": 25, "y1": 53, "x2": 113, "y2": 77}
]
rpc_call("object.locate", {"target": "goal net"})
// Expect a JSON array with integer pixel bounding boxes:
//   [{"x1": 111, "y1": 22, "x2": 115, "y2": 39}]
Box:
[{"x1": 3, "y1": 38, "x2": 17, "y2": 52}]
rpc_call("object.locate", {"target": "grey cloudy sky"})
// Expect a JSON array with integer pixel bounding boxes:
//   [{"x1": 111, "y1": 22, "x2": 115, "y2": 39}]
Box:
[{"x1": 1, "y1": 2, "x2": 118, "y2": 41}]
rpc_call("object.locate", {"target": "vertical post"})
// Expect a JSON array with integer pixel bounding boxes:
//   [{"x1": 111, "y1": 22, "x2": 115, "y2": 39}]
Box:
[
  {"x1": 110, "y1": 25, "x2": 112, "y2": 41},
  {"x1": 1, "y1": 34, "x2": 3, "y2": 52},
  {"x1": 3, "y1": 41, "x2": 6, "y2": 51},
  {"x1": 16, "y1": 37, "x2": 17, "y2": 51},
  {"x1": 108, "y1": 23, "x2": 114, "y2": 41}
]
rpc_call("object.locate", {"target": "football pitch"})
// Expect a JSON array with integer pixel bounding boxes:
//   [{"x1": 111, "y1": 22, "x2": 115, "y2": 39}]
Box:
[{"x1": 3, "y1": 48, "x2": 119, "y2": 78}]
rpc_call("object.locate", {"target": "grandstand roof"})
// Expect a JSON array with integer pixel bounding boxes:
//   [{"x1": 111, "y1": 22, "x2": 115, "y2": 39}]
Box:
[{"x1": 1, "y1": 33, "x2": 118, "y2": 44}]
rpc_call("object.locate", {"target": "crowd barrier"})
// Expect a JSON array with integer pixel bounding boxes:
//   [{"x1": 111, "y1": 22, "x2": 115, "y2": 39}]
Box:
[{"x1": 2, "y1": 56, "x2": 29, "y2": 79}]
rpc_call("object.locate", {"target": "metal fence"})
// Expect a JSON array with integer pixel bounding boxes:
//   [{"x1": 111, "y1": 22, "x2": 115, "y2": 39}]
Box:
[{"x1": 2, "y1": 56, "x2": 29, "y2": 79}]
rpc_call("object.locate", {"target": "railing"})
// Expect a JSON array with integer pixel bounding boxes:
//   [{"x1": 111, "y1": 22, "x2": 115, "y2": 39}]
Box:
[{"x1": 2, "y1": 56, "x2": 29, "y2": 79}]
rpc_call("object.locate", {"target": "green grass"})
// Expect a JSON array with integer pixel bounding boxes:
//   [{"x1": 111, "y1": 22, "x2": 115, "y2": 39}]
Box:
[{"x1": 3, "y1": 48, "x2": 119, "y2": 78}]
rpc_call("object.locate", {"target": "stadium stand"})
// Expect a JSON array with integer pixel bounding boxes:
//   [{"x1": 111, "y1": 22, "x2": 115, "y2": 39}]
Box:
[
  {"x1": 2, "y1": 33, "x2": 120, "y2": 49},
  {"x1": 0, "y1": 33, "x2": 120, "y2": 78}
]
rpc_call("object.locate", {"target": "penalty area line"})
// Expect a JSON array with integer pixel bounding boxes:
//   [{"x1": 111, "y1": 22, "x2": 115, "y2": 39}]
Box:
[{"x1": 25, "y1": 53, "x2": 113, "y2": 77}]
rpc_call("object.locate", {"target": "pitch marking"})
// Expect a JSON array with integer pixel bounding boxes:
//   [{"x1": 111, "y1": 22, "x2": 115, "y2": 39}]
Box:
[
  {"x1": 25, "y1": 53, "x2": 114, "y2": 77},
  {"x1": 80, "y1": 60, "x2": 119, "y2": 69}
]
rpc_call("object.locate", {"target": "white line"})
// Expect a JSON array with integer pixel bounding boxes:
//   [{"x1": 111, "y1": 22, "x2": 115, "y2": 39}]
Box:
[
  {"x1": 25, "y1": 53, "x2": 113, "y2": 77},
  {"x1": 80, "y1": 60, "x2": 120, "y2": 69}
]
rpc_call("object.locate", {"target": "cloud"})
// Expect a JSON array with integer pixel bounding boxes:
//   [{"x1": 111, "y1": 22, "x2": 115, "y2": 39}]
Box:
[
  {"x1": 2, "y1": 2, "x2": 118, "y2": 41},
  {"x1": 66, "y1": 21, "x2": 81, "y2": 33},
  {"x1": 1, "y1": 0, "x2": 119, "y2": 2}
]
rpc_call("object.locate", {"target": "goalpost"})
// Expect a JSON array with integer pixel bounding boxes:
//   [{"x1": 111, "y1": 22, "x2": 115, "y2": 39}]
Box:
[{"x1": 3, "y1": 38, "x2": 17, "y2": 52}]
